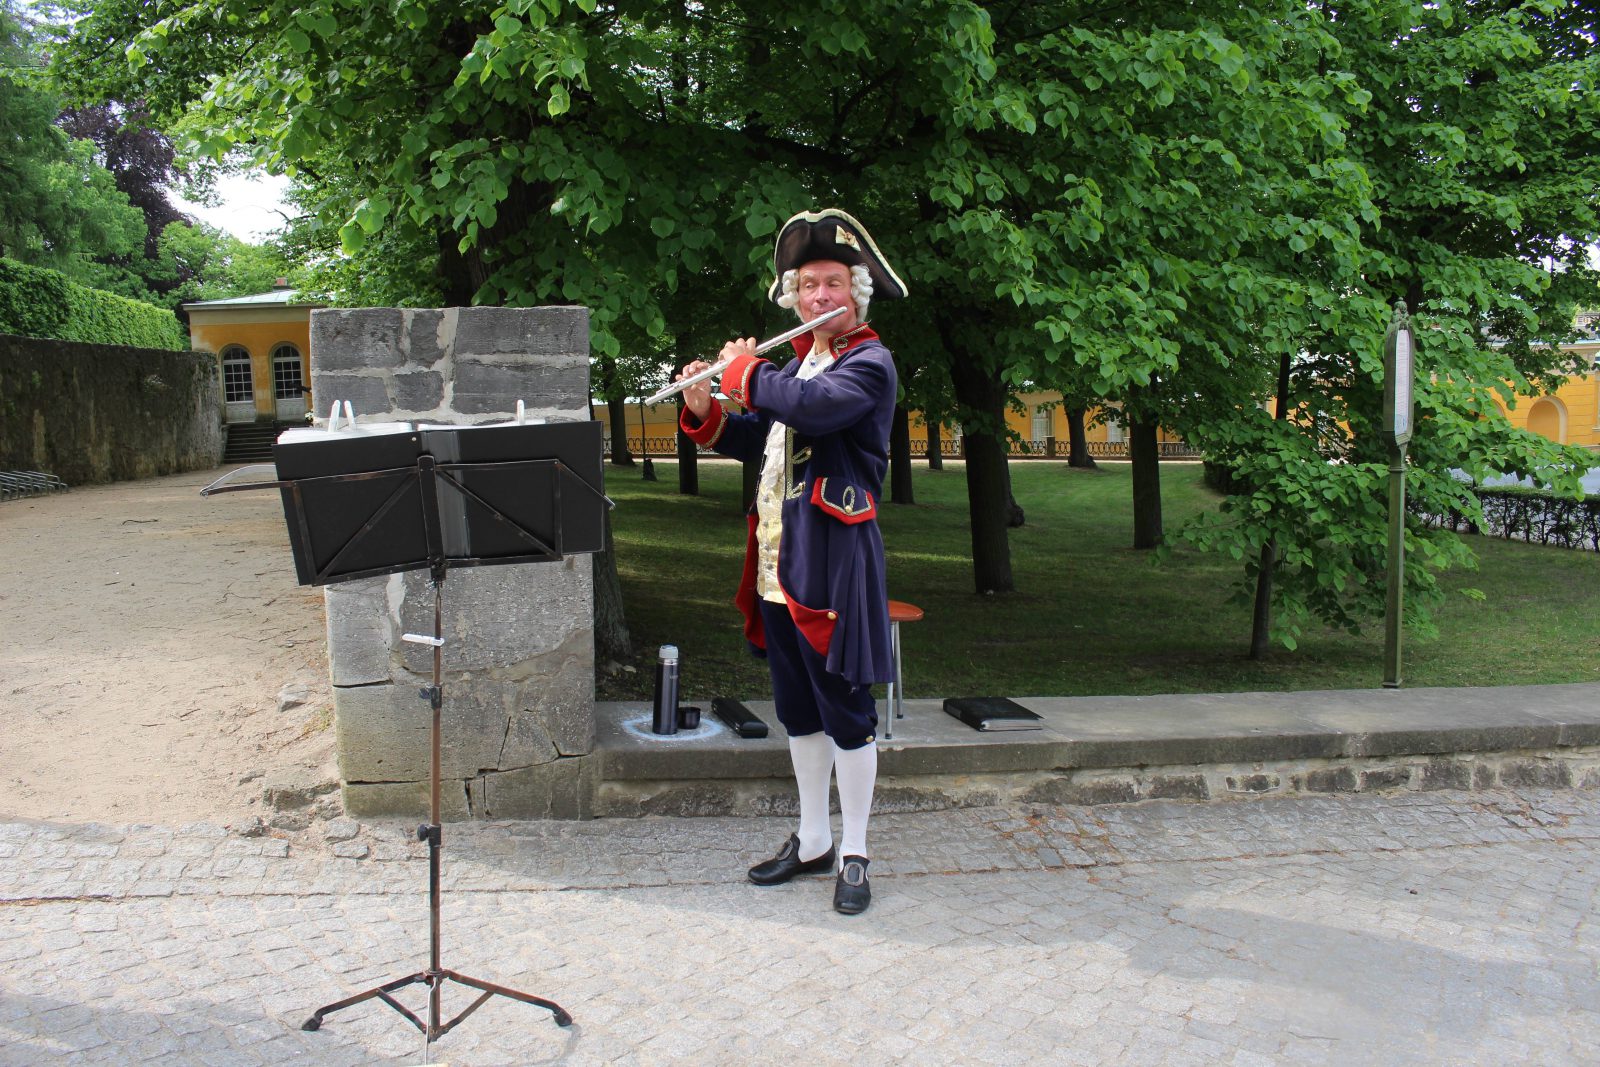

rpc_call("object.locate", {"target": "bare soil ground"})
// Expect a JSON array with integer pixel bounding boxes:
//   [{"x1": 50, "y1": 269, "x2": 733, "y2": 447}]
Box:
[{"x1": 0, "y1": 468, "x2": 335, "y2": 826}]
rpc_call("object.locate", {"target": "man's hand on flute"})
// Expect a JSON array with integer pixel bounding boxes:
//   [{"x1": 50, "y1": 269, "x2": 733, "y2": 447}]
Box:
[
  {"x1": 675, "y1": 336, "x2": 756, "y2": 420},
  {"x1": 675, "y1": 360, "x2": 716, "y2": 420}
]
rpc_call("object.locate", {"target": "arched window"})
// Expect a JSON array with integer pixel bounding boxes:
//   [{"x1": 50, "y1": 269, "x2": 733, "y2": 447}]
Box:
[
  {"x1": 1526, "y1": 398, "x2": 1567, "y2": 444},
  {"x1": 271, "y1": 343, "x2": 304, "y2": 400},
  {"x1": 220, "y1": 345, "x2": 253, "y2": 403}
]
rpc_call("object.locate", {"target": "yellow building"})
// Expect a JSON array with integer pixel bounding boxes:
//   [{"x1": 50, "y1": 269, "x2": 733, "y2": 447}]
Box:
[
  {"x1": 591, "y1": 392, "x2": 1188, "y2": 459},
  {"x1": 1492, "y1": 340, "x2": 1600, "y2": 450},
  {"x1": 182, "y1": 286, "x2": 321, "y2": 424}
]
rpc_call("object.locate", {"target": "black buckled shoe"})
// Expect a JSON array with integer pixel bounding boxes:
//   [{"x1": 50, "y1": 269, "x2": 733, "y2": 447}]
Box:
[
  {"x1": 748, "y1": 834, "x2": 836, "y2": 886},
  {"x1": 833, "y1": 855, "x2": 871, "y2": 914}
]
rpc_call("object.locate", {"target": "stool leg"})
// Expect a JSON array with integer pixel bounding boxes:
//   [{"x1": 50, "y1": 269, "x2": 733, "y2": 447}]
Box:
[
  {"x1": 892, "y1": 620, "x2": 904, "y2": 721},
  {"x1": 883, "y1": 621, "x2": 900, "y2": 742}
]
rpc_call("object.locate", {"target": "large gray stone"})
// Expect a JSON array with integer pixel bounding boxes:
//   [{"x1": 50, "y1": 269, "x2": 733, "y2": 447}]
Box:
[
  {"x1": 454, "y1": 307, "x2": 589, "y2": 358},
  {"x1": 391, "y1": 370, "x2": 444, "y2": 413},
  {"x1": 452, "y1": 357, "x2": 589, "y2": 416},
  {"x1": 343, "y1": 779, "x2": 471, "y2": 820},
  {"x1": 333, "y1": 684, "x2": 431, "y2": 782},
  {"x1": 1308, "y1": 687, "x2": 1564, "y2": 757},
  {"x1": 324, "y1": 577, "x2": 394, "y2": 687},
  {"x1": 396, "y1": 560, "x2": 591, "y2": 674},
  {"x1": 307, "y1": 372, "x2": 391, "y2": 418},
  {"x1": 403, "y1": 309, "x2": 451, "y2": 367},
  {"x1": 311, "y1": 309, "x2": 407, "y2": 370},
  {"x1": 506, "y1": 629, "x2": 596, "y2": 757},
  {"x1": 468, "y1": 756, "x2": 595, "y2": 819},
  {"x1": 335, "y1": 675, "x2": 562, "y2": 782},
  {"x1": 1037, "y1": 693, "x2": 1347, "y2": 766}
]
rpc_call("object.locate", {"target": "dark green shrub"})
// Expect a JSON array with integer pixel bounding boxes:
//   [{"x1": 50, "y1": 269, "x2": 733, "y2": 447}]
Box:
[{"x1": 0, "y1": 258, "x2": 185, "y2": 350}]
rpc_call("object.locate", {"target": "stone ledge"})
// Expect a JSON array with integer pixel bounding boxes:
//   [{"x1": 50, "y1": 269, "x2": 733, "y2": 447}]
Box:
[{"x1": 593, "y1": 683, "x2": 1600, "y2": 816}]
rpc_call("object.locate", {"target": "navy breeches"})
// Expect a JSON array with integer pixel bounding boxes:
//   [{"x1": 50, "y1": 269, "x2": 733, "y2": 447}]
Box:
[{"x1": 758, "y1": 600, "x2": 877, "y2": 750}]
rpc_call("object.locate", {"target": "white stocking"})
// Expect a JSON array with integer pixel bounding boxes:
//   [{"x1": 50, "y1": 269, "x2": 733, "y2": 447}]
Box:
[
  {"x1": 789, "y1": 733, "x2": 835, "y2": 860},
  {"x1": 833, "y1": 740, "x2": 878, "y2": 859}
]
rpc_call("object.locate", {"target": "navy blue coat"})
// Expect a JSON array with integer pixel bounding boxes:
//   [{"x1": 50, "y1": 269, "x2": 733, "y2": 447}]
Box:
[{"x1": 680, "y1": 324, "x2": 897, "y2": 687}]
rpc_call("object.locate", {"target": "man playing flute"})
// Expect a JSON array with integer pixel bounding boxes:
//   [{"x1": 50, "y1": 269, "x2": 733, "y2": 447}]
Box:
[{"x1": 674, "y1": 208, "x2": 907, "y2": 915}]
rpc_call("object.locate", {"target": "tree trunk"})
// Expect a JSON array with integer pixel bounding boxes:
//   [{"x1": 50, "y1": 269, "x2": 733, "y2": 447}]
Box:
[
  {"x1": 889, "y1": 404, "x2": 914, "y2": 504},
  {"x1": 436, "y1": 229, "x2": 477, "y2": 307},
  {"x1": 1066, "y1": 407, "x2": 1096, "y2": 469},
  {"x1": 958, "y1": 425, "x2": 1016, "y2": 592},
  {"x1": 1003, "y1": 458, "x2": 1025, "y2": 527},
  {"x1": 943, "y1": 317, "x2": 1014, "y2": 593},
  {"x1": 608, "y1": 397, "x2": 633, "y2": 466},
  {"x1": 676, "y1": 420, "x2": 699, "y2": 496},
  {"x1": 1249, "y1": 351, "x2": 1292, "y2": 659},
  {"x1": 1129, "y1": 416, "x2": 1163, "y2": 549},
  {"x1": 592, "y1": 505, "x2": 632, "y2": 664},
  {"x1": 926, "y1": 420, "x2": 944, "y2": 470},
  {"x1": 1248, "y1": 541, "x2": 1276, "y2": 660}
]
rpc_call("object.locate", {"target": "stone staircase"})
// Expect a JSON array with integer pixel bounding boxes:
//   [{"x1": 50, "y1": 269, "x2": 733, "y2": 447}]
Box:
[{"x1": 222, "y1": 421, "x2": 288, "y2": 463}]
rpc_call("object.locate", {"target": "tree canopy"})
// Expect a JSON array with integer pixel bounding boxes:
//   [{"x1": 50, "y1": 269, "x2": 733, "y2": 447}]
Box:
[
  {"x1": 56, "y1": 0, "x2": 1600, "y2": 648},
  {"x1": 1, "y1": 0, "x2": 145, "y2": 280}
]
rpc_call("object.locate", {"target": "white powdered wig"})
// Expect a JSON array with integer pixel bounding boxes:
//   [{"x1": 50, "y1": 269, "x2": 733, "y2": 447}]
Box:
[{"x1": 775, "y1": 264, "x2": 873, "y2": 324}]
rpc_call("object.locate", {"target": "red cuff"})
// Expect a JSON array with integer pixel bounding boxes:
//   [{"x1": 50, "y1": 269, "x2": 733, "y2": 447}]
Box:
[
  {"x1": 722, "y1": 353, "x2": 768, "y2": 409},
  {"x1": 679, "y1": 403, "x2": 729, "y2": 447}
]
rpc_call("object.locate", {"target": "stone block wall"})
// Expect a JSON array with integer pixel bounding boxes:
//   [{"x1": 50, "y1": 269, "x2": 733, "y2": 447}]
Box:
[
  {"x1": 0, "y1": 333, "x2": 223, "y2": 484},
  {"x1": 310, "y1": 307, "x2": 596, "y2": 819}
]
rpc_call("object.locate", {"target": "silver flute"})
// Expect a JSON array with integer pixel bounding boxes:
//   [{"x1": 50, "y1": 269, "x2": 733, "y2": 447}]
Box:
[{"x1": 643, "y1": 306, "x2": 848, "y2": 405}]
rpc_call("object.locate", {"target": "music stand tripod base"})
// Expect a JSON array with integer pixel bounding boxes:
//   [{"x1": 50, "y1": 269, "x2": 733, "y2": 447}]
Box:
[
  {"x1": 210, "y1": 424, "x2": 610, "y2": 1045},
  {"x1": 299, "y1": 574, "x2": 573, "y2": 1039}
]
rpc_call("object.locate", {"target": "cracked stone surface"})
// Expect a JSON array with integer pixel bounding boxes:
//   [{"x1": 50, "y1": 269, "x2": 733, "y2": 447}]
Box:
[{"x1": 2, "y1": 786, "x2": 1597, "y2": 1065}]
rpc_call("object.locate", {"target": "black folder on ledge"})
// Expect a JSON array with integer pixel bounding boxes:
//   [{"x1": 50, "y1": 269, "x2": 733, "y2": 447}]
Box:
[{"x1": 943, "y1": 696, "x2": 1043, "y2": 732}]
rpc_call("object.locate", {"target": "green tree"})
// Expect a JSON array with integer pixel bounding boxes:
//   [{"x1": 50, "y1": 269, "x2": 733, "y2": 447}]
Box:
[
  {"x1": 0, "y1": 1, "x2": 146, "y2": 281},
  {"x1": 1173, "y1": 0, "x2": 1600, "y2": 653},
  {"x1": 153, "y1": 220, "x2": 296, "y2": 304}
]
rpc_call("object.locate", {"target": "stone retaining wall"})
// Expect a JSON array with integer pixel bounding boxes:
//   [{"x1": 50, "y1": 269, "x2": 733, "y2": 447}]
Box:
[
  {"x1": 595, "y1": 747, "x2": 1600, "y2": 818},
  {"x1": 0, "y1": 333, "x2": 223, "y2": 484},
  {"x1": 310, "y1": 306, "x2": 596, "y2": 819}
]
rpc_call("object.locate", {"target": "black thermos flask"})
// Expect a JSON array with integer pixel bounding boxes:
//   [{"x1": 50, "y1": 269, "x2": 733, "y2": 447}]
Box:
[{"x1": 651, "y1": 644, "x2": 680, "y2": 735}]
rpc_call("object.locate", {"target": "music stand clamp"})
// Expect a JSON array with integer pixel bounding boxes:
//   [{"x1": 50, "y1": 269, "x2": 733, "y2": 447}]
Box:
[{"x1": 205, "y1": 422, "x2": 607, "y2": 1043}]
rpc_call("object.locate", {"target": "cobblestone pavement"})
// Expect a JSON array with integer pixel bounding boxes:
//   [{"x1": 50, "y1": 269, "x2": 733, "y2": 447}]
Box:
[{"x1": 3, "y1": 787, "x2": 1598, "y2": 1066}]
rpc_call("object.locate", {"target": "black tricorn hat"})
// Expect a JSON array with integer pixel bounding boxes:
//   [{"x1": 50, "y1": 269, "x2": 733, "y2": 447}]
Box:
[{"x1": 766, "y1": 208, "x2": 909, "y2": 305}]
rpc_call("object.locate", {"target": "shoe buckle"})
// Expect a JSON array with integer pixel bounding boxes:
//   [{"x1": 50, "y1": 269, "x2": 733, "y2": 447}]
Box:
[{"x1": 841, "y1": 860, "x2": 867, "y2": 887}]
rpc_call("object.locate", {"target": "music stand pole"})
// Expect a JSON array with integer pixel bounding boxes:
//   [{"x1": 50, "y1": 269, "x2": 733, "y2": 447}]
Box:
[{"x1": 301, "y1": 456, "x2": 571, "y2": 1040}]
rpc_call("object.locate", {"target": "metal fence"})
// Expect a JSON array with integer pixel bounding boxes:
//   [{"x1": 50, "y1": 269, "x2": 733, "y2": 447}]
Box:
[
  {"x1": 1004, "y1": 438, "x2": 1202, "y2": 459},
  {"x1": 0, "y1": 470, "x2": 68, "y2": 501},
  {"x1": 604, "y1": 435, "x2": 1201, "y2": 461}
]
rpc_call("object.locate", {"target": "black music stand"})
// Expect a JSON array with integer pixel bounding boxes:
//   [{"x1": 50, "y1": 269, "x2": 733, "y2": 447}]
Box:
[{"x1": 203, "y1": 420, "x2": 607, "y2": 1044}]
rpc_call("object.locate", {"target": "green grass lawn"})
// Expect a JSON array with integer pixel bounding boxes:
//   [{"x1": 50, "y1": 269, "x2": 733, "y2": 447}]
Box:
[{"x1": 600, "y1": 459, "x2": 1600, "y2": 702}]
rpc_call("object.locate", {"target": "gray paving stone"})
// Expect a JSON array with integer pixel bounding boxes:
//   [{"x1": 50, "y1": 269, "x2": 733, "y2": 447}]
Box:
[{"x1": 2, "y1": 787, "x2": 1600, "y2": 1064}]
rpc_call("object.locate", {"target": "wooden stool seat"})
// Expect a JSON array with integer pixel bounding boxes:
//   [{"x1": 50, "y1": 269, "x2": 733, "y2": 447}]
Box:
[
  {"x1": 888, "y1": 600, "x2": 925, "y2": 624},
  {"x1": 883, "y1": 599, "x2": 924, "y2": 741}
]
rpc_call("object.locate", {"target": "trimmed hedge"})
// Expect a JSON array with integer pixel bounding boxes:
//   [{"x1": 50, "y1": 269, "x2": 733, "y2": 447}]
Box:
[
  {"x1": 1429, "y1": 485, "x2": 1600, "y2": 552},
  {"x1": 0, "y1": 258, "x2": 185, "y2": 350}
]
